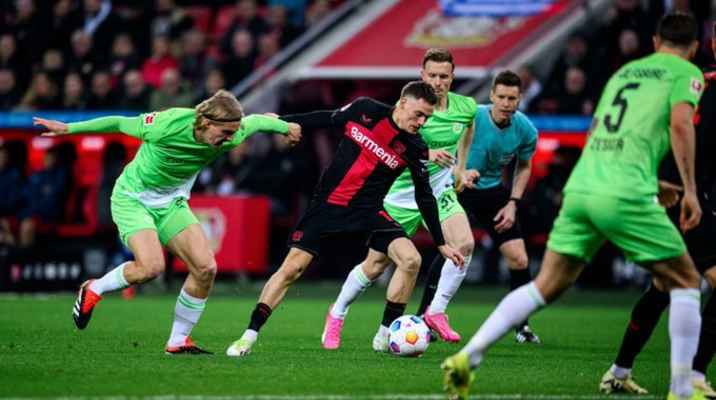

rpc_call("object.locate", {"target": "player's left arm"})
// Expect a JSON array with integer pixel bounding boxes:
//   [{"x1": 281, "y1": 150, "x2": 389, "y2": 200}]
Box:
[
  {"x1": 33, "y1": 115, "x2": 145, "y2": 139},
  {"x1": 231, "y1": 114, "x2": 301, "y2": 145},
  {"x1": 408, "y1": 141, "x2": 464, "y2": 267}
]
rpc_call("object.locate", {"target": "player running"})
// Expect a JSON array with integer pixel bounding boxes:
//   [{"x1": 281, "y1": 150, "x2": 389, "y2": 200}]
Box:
[
  {"x1": 320, "y1": 48, "x2": 477, "y2": 349},
  {"x1": 422, "y1": 69, "x2": 541, "y2": 344},
  {"x1": 599, "y1": 24, "x2": 716, "y2": 399},
  {"x1": 34, "y1": 90, "x2": 301, "y2": 354},
  {"x1": 442, "y1": 12, "x2": 705, "y2": 400},
  {"x1": 225, "y1": 81, "x2": 464, "y2": 357}
]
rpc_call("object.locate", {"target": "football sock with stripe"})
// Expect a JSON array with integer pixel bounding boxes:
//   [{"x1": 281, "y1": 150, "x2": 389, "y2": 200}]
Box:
[{"x1": 167, "y1": 288, "x2": 207, "y2": 347}]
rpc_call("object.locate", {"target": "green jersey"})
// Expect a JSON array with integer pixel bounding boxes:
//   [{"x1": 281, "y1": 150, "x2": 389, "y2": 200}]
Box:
[
  {"x1": 384, "y1": 92, "x2": 477, "y2": 209},
  {"x1": 565, "y1": 53, "x2": 704, "y2": 200},
  {"x1": 68, "y1": 108, "x2": 289, "y2": 207}
]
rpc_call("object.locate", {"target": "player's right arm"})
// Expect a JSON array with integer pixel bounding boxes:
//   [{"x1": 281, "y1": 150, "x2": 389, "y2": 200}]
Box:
[
  {"x1": 34, "y1": 115, "x2": 145, "y2": 139},
  {"x1": 281, "y1": 97, "x2": 373, "y2": 130},
  {"x1": 454, "y1": 122, "x2": 479, "y2": 192}
]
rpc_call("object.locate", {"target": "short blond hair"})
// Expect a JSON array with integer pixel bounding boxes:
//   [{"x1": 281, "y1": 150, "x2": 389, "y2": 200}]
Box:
[{"x1": 195, "y1": 89, "x2": 244, "y2": 123}]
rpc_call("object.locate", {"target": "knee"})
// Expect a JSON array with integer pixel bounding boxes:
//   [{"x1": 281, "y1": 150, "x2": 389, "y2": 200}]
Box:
[
  {"x1": 362, "y1": 261, "x2": 386, "y2": 281},
  {"x1": 664, "y1": 261, "x2": 700, "y2": 290},
  {"x1": 396, "y1": 252, "x2": 421, "y2": 276},
  {"x1": 455, "y1": 236, "x2": 475, "y2": 257},
  {"x1": 194, "y1": 259, "x2": 218, "y2": 285},
  {"x1": 507, "y1": 253, "x2": 529, "y2": 270},
  {"x1": 278, "y1": 260, "x2": 306, "y2": 284},
  {"x1": 137, "y1": 258, "x2": 166, "y2": 281}
]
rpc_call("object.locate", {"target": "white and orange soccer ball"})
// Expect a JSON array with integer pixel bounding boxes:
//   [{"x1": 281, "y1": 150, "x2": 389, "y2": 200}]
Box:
[{"x1": 388, "y1": 315, "x2": 431, "y2": 357}]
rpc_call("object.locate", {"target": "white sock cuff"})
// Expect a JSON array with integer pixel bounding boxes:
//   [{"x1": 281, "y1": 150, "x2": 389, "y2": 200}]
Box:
[
  {"x1": 355, "y1": 264, "x2": 372, "y2": 286},
  {"x1": 526, "y1": 282, "x2": 546, "y2": 307},
  {"x1": 115, "y1": 262, "x2": 130, "y2": 287},
  {"x1": 670, "y1": 288, "x2": 701, "y2": 305},
  {"x1": 178, "y1": 289, "x2": 207, "y2": 310}
]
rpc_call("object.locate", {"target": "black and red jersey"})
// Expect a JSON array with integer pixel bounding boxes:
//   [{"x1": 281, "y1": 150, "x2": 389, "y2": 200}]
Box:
[
  {"x1": 660, "y1": 65, "x2": 716, "y2": 196},
  {"x1": 282, "y1": 97, "x2": 445, "y2": 246}
]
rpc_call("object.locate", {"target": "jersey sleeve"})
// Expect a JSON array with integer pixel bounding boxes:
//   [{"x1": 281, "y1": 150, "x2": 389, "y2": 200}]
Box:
[
  {"x1": 518, "y1": 115, "x2": 538, "y2": 161},
  {"x1": 68, "y1": 115, "x2": 145, "y2": 139},
  {"x1": 670, "y1": 67, "x2": 705, "y2": 109},
  {"x1": 282, "y1": 97, "x2": 377, "y2": 131},
  {"x1": 230, "y1": 114, "x2": 289, "y2": 145},
  {"x1": 406, "y1": 139, "x2": 446, "y2": 246}
]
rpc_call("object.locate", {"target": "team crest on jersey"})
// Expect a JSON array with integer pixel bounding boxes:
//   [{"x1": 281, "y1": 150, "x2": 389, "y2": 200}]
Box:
[
  {"x1": 143, "y1": 112, "x2": 158, "y2": 125},
  {"x1": 691, "y1": 78, "x2": 704, "y2": 95},
  {"x1": 452, "y1": 123, "x2": 464, "y2": 134}
]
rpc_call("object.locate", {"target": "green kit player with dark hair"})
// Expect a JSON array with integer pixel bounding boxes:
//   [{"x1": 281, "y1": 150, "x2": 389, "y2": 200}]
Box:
[
  {"x1": 34, "y1": 90, "x2": 301, "y2": 354},
  {"x1": 442, "y1": 12, "x2": 706, "y2": 400}
]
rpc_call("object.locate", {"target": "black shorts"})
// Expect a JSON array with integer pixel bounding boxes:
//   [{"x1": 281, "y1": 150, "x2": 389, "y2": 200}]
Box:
[
  {"x1": 458, "y1": 185, "x2": 523, "y2": 247},
  {"x1": 288, "y1": 201, "x2": 406, "y2": 256},
  {"x1": 667, "y1": 191, "x2": 716, "y2": 273}
]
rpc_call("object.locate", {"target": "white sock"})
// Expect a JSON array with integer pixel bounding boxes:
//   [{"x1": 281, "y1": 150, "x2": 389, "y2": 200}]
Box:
[
  {"x1": 610, "y1": 364, "x2": 631, "y2": 380},
  {"x1": 692, "y1": 370, "x2": 705, "y2": 383},
  {"x1": 241, "y1": 329, "x2": 258, "y2": 343},
  {"x1": 462, "y1": 282, "x2": 545, "y2": 368},
  {"x1": 167, "y1": 289, "x2": 207, "y2": 347},
  {"x1": 331, "y1": 264, "x2": 372, "y2": 319},
  {"x1": 89, "y1": 262, "x2": 130, "y2": 295},
  {"x1": 429, "y1": 255, "x2": 471, "y2": 314},
  {"x1": 669, "y1": 288, "x2": 701, "y2": 398}
]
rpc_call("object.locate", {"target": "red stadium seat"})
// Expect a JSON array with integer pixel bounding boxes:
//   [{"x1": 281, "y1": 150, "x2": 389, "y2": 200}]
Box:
[{"x1": 213, "y1": 5, "x2": 237, "y2": 41}]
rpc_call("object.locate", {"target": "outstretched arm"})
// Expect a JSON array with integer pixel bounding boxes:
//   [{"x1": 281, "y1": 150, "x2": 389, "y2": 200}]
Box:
[{"x1": 33, "y1": 116, "x2": 144, "y2": 138}]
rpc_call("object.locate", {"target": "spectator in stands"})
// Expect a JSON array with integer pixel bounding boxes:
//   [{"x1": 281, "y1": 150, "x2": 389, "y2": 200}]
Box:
[
  {"x1": 151, "y1": 0, "x2": 194, "y2": 40},
  {"x1": 558, "y1": 66, "x2": 593, "y2": 115},
  {"x1": 266, "y1": 4, "x2": 304, "y2": 47},
  {"x1": 516, "y1": 65, "x2": 542, "y2": 113},
  {"x1": 62, "y1": 72, "x2": 87, "y2": 110},
  {"x1": 108, "y1": 33, "x2": 140, "y2": 86},
  {"x1": 19, "y1": 71, "x2": 60, "y2": 110},
  {"x1": 41, "y1": 49, "x2": 66, "y2": 88},
  {"x1": 48, "y1": 0, "x2": 83, "y2": 55},
  {"x1": 67, "y1": 30, "x2": 99, "y2": 84},
  {"x1": 269, "y1": 0, "x2": 307, "y2": 28},
  {"x1": 149, "y1": 68, "x2": 192, "y2": 110},
  {"x1": 0, "y1": 144, "x2": 24, "y2": 222},
  {"x1": 178, "y1": 29, "x2": 212, "y2": 88},
  {"x1": 195, "y1": 68, "x2": 226, "y2": 103},
  {"x1": 119, "y1": 69, "x2": 151, "y2": 110},
  {"x1": 609, "y1": 28, "x2": 643, "y2": 74},
  {"x1": 222, "y1": 29, "x2": 255, "y2": 87},
  {"x1": 86, "y1": 70, "x2": 117, "y2": 109},
  {"x1": 220, "y1": 0, "x2": 269, "y2": 55},
  {"x1": 18, "y1": 147, "x2": 71, "y2": 248},
  {"x1": 81, "y1": 0, "x2": 124, "y2": 59},
  {"x1": 0, "y1": 34, "x2": 28, "y2": 91},
  {"x1": 543, "y1": 34, "x2": 589, "y2": 98},
  {"x1": 305, "y1": 0, "x2": 331, "y2": 27},
  {"x1": 0, "y1": 69, "x2": 21, "y2": 110},
  {"x1": 5, "y1": 0, "x2": 45, "y2": 64},
  {"x1": 142, "y1": 34, "x2": 178, "y2": 88},
  {"x1": 254, "y1": 32, "x2": 280, "y2": 70}
]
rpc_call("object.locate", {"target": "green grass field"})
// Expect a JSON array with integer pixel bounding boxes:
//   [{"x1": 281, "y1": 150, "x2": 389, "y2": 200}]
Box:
[{"x1": 0, "y1": 283, "x2": 672, "y2": 399}]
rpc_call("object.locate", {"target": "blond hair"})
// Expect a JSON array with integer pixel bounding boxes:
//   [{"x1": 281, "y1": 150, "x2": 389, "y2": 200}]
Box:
[{"x1": 195, "y1": 89, "x2": 244, "y2": 124}]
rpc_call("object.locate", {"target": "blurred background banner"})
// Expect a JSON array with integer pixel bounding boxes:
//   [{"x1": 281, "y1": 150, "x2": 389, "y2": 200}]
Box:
[{"x1": 309, "y1": 0, "x2": 573, "y2": 79}]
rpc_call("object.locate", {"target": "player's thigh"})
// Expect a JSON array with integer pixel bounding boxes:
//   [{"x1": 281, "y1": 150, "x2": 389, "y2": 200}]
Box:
[
  {"x1": 546, "y1": 193, "x2": 605, "y2": 262},
  {"x1": 166, "y1": 223, "x2": 215, "y2": 277},
  {"x1": 384, "y1": 202, "x2": 423, "y2": 237},
  {"x1": 386, "y1": 237, "x2": 421, "y2": 273},
  {"x1": 600, "y1": 199, "x2": 686, "y2": 264},
  {"x1": 126, "y1": 229, "x2": 165, "y2": 272},
  {"x1": 110, "y1": 192, "x2": 157, "y2": 248},
  {"x1": 499, "y1": 239, "x2": 528, "y2": 266},
  {"x1": 155, "y1": 198, "x2": 199, "y2": 246},
  {"x1": 435, "y1": 190, "x2": 473, "y2": 251},
  {"x1": 649, "y1": 252, "x2": 700, "y2": 290}
]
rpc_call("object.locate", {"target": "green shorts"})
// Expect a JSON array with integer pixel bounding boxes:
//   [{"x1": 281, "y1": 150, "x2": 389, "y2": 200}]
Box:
[
  {"x1": 547, "y1": 192, "x2": 686, "y2": 263},
  {"x1": 384, "y1": 189, "x2": 465, "y2": 237},
  {"x1": 111, "y1": 191, "x2": 198, "y2": 247}
]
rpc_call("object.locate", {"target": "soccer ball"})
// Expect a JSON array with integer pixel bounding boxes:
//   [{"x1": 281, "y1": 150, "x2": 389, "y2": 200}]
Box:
[{"x1": 388, "y1": 315, "x2": 431, "y2": 357}]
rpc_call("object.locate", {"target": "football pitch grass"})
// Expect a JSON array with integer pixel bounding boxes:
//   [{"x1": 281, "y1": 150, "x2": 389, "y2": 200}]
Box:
[{"x1": 0, "y1": 283, "x2": 673, "y2": 399}]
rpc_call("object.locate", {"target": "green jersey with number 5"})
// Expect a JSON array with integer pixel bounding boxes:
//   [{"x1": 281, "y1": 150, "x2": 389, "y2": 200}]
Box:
[{"x1": 564, "y1": 52, "x2": 704, "y2": 200}]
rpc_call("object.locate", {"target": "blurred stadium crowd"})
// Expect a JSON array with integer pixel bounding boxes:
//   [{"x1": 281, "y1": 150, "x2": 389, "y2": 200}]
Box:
[{"x1": 0, "y1": 0, "x2": 713, "y2": 286}]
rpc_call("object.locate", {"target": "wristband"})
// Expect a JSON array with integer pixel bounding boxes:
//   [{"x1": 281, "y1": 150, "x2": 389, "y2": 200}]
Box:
[{"x1": 508, "y1": 197, "x2": 522, "y2": 206}]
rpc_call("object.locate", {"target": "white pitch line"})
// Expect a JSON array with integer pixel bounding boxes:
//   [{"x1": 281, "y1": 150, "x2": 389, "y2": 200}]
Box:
[{"x1": 0, "y1": 395, "x2": 663, "y2": 400}]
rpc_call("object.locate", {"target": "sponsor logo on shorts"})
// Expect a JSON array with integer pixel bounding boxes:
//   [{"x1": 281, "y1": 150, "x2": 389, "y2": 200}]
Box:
[{"x1": 292, "y1": 230, "x2": 304, "y2": 242}]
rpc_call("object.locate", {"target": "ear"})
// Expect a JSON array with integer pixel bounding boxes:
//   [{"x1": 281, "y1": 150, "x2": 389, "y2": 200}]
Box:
[{"x1": 688, "y1": 40, "x2": 699, "y2": 60}]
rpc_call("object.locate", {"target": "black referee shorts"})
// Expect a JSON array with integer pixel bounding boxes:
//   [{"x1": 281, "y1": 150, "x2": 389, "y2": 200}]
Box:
[
  {"x1": 288, "y1": 201, "x2": 406, "y2": 257},
  {"x1": 458, "y1": 185, "x2": 523, "y2": 247}
]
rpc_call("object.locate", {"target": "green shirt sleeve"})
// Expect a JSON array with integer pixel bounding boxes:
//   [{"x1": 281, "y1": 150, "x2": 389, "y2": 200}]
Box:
[
  {"x1": 669, "y1": 67, "x2": 704, "y2": 108},
  {"x1": 230, "y1": 114, "x2": 289, "y2": 145},
  {"x1": 67, "y1": 116, "x2": 145, "y2": 139}
]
